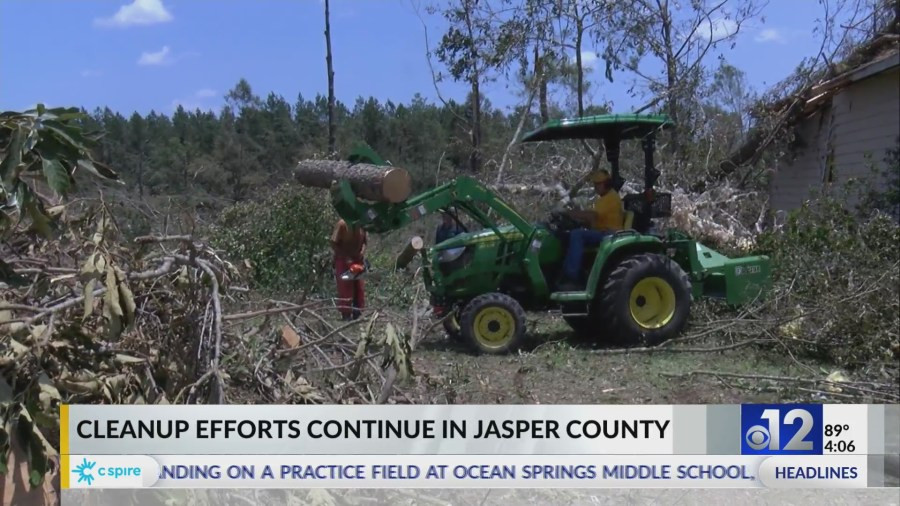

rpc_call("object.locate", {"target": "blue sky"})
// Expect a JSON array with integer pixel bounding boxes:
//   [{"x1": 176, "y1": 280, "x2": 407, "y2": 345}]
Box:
[{"x1": 0, "y1": 0, "x2": 836, "y2": 116}]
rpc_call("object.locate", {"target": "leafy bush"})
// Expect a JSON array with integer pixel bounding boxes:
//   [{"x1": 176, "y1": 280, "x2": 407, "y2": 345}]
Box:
[
  {"x1": 755, "y1": 196, "x2": 900, "y2": 369},
  {"x1": 365, "y1": 251, "x2": 420, "y2": 307},
  {"x1": 1, "y1": 106, "x2": 118, "y2": 238},
  {"x1": 211, "y1": 184, "x2": 334, "y2": 294},
  {"x1": 862, "y1": 138, "x2": 900, "y2": 219}
]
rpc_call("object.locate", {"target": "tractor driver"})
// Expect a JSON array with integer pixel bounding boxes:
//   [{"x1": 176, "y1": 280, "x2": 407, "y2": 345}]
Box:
[
  {"x1": 559, "y1": 170, "x2": 624, "y2": 289},
  {"x1": 435, "y1": 210, "x2": 464, "y2": 244}
]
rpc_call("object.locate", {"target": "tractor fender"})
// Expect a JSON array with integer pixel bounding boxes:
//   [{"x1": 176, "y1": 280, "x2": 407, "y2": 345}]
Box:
[{"x1": 584, "y1": 234, "x2": 666, "y2": 299}]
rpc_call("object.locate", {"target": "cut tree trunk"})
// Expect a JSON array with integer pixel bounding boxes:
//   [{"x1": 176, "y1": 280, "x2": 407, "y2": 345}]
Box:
[
  {"x1": 294, "y1": 160, "x2": 412, "y2": 203},
  {"x1": 394, "y1": 236, "x2": 424, "y2": 270}
]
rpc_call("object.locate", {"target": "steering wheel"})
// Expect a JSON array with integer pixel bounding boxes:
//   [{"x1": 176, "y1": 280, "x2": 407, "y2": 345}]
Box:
[{"x1": 547, "y1": 211, "x2": 583, "y2": 233}]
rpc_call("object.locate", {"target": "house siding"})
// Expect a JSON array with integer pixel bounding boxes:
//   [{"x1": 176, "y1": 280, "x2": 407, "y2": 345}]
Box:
[{"x1": 770, "y1": 66, "x2": 900, "y2": 215}]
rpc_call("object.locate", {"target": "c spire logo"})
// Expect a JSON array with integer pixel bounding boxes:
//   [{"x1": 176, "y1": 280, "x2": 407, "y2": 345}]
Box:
[{"x1": 73, "y1": 458, "x2": 97, "y2": 485}]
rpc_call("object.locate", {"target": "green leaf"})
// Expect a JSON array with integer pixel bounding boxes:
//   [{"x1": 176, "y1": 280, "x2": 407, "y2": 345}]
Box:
[
  {"x1": 36, "y1": 104, "x2": 45, "y2": 116},
  {"x1": 15, "y1": 408, "x2": 49, "y2": 487},
  {"x1": 117, "y1": 268, "x2": 136, "y2": 328},
  {"x1": 46, "y1": 106, "x2": 81, "y2": 117},
  {"x1": 0, "y1": 126, "x2": 25, "y2": 187},
  {"x1": 84, "y1": 130, "x2": 105, "y2": 142},
  {"x1": 23, "y1": 127, "x2": 39, "y2": 152},
  {"x1": 105, "y1": 265, "x2": 123, "y2": 318},
  {"x1": 30, "y1": 469, "x2": 42, "y2": 486},
  {"x1": 83, "y1": 278, "x2": 96, "y2": 321},
  {"x1": 115, "y1": 354, "x2": 146, "y2": 364},
  {"x1": 77, "y1": 159, "x2": 119, "y2": 181},
  {"x1": 24, "y1": 196, "x2": 53, "y2": 238},
  {"x1": 0, "y1": 376, "x2": 12, "y2": 403},
  {"x1": 41, "y1": 156, "x2": 70, "y2": 194},
  {"x1": 40, "y1": 120, "x2": 90, "y2": 153},
  {"x1": 0, "y1": 423, "x2": 8, "y2": 475},
  {"x1": 0, "y1": 209, "x2": 10, "y2": 235}
]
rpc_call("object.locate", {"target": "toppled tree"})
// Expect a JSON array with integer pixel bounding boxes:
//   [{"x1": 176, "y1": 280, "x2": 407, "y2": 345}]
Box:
[
  {"x1": 1, "y1": 108, "x2": 427, "y2": 504},
  {"x1": 710, "y1": 0, "x2": 899, "y2": 188},
  {"x1": 1, "y1": 105, "x2": 120, "y2": 505}
]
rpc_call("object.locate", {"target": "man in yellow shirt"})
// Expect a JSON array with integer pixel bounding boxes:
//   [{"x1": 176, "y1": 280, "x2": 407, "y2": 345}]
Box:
[{"x1": 560, "y1": 170, "x2": 623, "y2": 287}]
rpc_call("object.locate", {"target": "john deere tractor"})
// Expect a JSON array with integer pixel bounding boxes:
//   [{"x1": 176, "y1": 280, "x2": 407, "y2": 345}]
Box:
[{"x1": 330, "y1": 114, "x2": 770, "y2": 354}]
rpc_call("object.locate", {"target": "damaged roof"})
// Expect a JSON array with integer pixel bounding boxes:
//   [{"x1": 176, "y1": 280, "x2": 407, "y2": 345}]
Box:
[
  {"x1": 769, "y1": 32, "x2": 899, "y2": 120},
  {"x1": 720, "y1": 28, "x2": 899, "y2": 174}
]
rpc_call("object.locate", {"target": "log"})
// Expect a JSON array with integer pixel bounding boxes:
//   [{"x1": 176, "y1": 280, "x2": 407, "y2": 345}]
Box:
[
  {"x1": 294, "y1": 160, "x2": 412, "y2": 203},
  {"x1": 394, "y1": 236, "x2": 424, "y2": 270}
]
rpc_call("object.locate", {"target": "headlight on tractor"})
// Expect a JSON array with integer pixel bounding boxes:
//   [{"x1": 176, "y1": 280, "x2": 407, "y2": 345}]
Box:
[{"x1": 438, "y1": 247, "x2": 467, "y2": 263}]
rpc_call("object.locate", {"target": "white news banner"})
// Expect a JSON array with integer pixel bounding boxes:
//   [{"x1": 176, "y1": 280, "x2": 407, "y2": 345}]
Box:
[{"x1": 65, "y1": 454, "x2": 868, "y2": 489}]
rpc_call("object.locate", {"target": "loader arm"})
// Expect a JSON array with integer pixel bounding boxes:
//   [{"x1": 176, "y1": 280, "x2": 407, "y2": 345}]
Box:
[{"x1": 330, "y1": 176, "x2": 552, "y2": 297}]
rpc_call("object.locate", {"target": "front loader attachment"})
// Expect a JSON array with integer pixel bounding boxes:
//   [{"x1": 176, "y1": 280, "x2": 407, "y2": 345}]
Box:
[{"x1": 667, "y1": 233, "x2": 771, "y2": 305}]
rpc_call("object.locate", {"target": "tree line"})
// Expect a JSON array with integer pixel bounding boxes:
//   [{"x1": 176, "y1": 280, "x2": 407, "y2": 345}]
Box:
[
  {"x1": 76, "y1": 65, "x2": 752, "y2": 205},
  {"x1": 69, "y1": 0, "x2": 896, "y2": 206}
]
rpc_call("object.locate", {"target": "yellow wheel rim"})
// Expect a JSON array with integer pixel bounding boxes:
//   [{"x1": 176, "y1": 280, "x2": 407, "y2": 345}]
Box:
[
  {"x1": 629, "y1": 276, "x2": 677, "y2": 329},
  {"x1": 473, "y1": 307, "x2": 515, "y2": 348}
]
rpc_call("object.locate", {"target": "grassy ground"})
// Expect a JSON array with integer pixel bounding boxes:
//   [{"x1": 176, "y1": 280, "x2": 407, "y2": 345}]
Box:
[{"x1": 406, "y1": 315, "x2": 825, "y2": 405}]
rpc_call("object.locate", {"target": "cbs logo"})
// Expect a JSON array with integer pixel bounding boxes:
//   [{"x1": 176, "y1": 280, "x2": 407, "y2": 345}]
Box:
[
  {"x1": 744, "y1": 408, "x2": 814, "y2": 452},
  {"x1": 744, "y1": 424, "x2": 771, "y2": 450}
]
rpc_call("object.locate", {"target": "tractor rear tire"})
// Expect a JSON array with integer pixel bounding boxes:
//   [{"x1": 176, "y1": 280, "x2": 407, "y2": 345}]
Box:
[
  {"x1": 597, "y1": 253, "x2": 692, "y2": 347},
  {"x1": 459, "y1": 293, "x2": 526, "y2": 355}
]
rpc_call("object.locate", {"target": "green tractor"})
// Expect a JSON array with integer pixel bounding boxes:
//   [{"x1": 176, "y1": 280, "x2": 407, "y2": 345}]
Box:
[{"x1": 331, "y1": 114, "x2": 770, "y2": 354}]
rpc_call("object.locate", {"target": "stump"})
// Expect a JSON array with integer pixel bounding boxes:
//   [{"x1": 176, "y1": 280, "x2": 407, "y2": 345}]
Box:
[{"x1": 394, "y1": 236, "x2": 425, "y2": 270}]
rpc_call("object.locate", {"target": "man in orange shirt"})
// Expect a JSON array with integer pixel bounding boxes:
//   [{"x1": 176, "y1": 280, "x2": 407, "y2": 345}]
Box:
[
  {"x1": 331, "y1": 218, "x2": 367, "y2": 320},
  {"x1": 560, "y1": 170, "x2": 623, "y2": 288}
]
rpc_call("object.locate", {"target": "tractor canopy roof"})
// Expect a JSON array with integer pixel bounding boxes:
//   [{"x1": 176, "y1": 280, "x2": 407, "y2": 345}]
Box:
[{"x1": 520, "y1": 113, "x2": 673, "y2": 143}]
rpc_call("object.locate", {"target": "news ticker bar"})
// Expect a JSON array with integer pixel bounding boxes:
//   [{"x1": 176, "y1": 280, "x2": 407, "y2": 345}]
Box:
[
  {"x1": 59, "y1": 404, "x2": 900, "y2": 489},
  {"x1": 62, "y1": 404, "x2": 900, "y2": 455},
  {"x1": 62, "y1": 454, "x2": 899, "y2": 489}
]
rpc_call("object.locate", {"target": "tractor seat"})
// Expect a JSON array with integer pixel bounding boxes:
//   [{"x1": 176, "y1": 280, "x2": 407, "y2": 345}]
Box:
[
  {"x1": 623, "y1": 210, "x2": 634, "y2": 230},
  {"x1": 583, "y1": 210, "x2": 636, "y2": 254}
]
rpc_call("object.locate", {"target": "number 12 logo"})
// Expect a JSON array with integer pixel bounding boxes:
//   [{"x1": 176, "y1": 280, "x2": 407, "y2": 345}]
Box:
[{"x1": 740, "y1": 404, "x2": 823, "y2": 455}]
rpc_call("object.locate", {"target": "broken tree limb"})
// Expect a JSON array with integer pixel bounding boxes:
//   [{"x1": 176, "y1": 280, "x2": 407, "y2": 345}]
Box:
[
  {"x1": 294, "y1": 160, "x2": 412, "y2": 203},
  {"x1": 491, "y1": 183, "x2": 570, "y2": 200},
  {"x1": 394, "y1": 236, "x2": 424, "y2": 271},
  {"x1": 708, "y1": 90, "x2": 811, "y2": 188},
  {"x1": 496, "y1": 84, "x2": 538, "y2": 184}
]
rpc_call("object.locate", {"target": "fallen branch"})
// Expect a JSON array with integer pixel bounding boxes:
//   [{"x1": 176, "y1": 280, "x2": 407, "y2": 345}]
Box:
[
  {"x1": 133, "y1": 235, "x2": 194, "y2": 244},
  {"x1": 377, "y1": 279, "x2": 426, "y2": 404},
  {"x1": 197, "y1": 259, "x2": 225, "y2": 403},
  {"x1": 659, "y1": 370, "x2": 900, "y2": 401},
  {"x1": 589, "y1": 338, "x2": 765, "y2": 355},
  {"x1": 276, "y1": 314, "x2": 368, "y2": 357},
  {"x1": 224, "y1": 301, "x2": 324, "y2": 322},
  {"x1": 496, "y1": 84, "x2": 538, "y2": 184}
]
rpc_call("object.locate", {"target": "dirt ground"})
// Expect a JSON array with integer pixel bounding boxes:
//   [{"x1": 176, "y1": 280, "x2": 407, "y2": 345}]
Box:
[{"x1": 406, "y1": 314, "x2": 823, "y2": 405}]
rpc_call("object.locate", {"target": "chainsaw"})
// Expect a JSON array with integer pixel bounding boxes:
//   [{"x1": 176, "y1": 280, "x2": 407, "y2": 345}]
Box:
[{"x1": 339, "y1": 260, "x2": 371, "y2": 281}]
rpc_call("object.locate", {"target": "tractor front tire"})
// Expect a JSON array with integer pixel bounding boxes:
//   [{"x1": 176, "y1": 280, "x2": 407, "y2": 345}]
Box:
[
  {"x1": 598, "y1": 253, "x2": 692, "y2": 347},
  {"x1": 459, "y1": 293, "x2": 526, "y2": 355}
]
